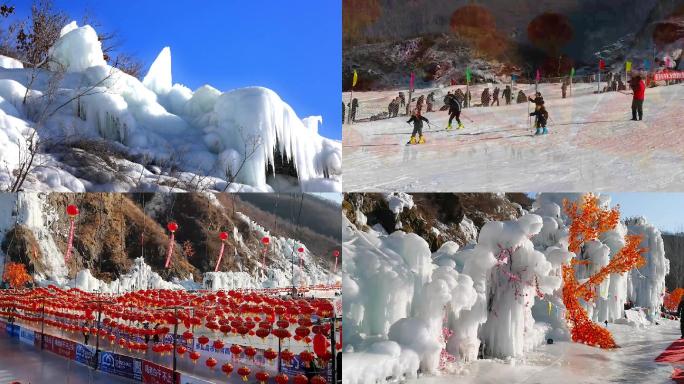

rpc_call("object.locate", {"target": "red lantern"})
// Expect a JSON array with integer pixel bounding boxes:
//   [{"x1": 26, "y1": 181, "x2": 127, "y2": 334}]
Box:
[
  {"x1": 198, "y1": 335, "x2": 209, "y2": 345},
  {"x1": 275, "y1": 373, "x2": 289, "y2": 384},
  {"x1": 263, "y1": 348, "x2": 278, "y2": 361},
  {"x1": 244, "y1": 346, "x2": 257, "y2": 360},
  {"x1": 182, "y1": 331, "x2": 193, "y2": 340},
  {"x1": 298, "y1": 247, "x2": 304, "y2": 253},
  {"x1": 219, "y1": 232, "x2": 229, "y2": 241},
  {"x1": 255, "y1": 328, "x2": 270, "y2": 340},
  {"x1": 295, "y1": 326, "x2": 311, "y2": 338},
  {"x1": 313, "y1": 334, "x2": 327, "y2": 358},
  {"x1": 165, "y1": 222, "x2": 178, "y2": 268},
  {"x1": 177, "y1": 345, "x2": 187, "y2": 355},
  {"x1": 293, "y1": 374, "x2": 309, "y2": 384},
  {"x1": 237, "y1": 366, "x2": 251, "y2": 382},
  {"x1": 310, "y1": 375, "x2": 326, "y2": 384},
  {"x1": 213, "y1": 340, "x2": 224, "y2": 350},
  {"x1": 299, "y1": 350, "x2": 314, "y2": 364},
  {"x1": 66, "y1": 204, "x2": 79, "y2": 217},
  {"x1": 272, "y1": 328, "x2": 291, "y2": 340},
  {"x1": 221, "y1": 363, "x2": 234, "y2": 376},
  {"x1": 256, "y1": 371, "x2": 270, "y2": 384},
  {"x1": 167, "y1": 222, "x2": 178, "y2": 232},
  {"x1": 261, "y1": 236, "x2": 270, "y2": 245},
  {"x1": 189, "y1": 351, "x2": 201, "y2": 363},
  {"x1": 332, "y1": 250, "x2": 339, "y2": 257},
  {"x1": 64, "y1": 205, "x2": 79, "y2": 262},
  {"x1": 280, "y1": 349, "x2": 294, "y2": 363},
  {"x1": 230, "y1": 344, "x2": 243, "y2": 356},
  {"x1": 205, "y1": 357, "x2": 217, "y2": 369}
]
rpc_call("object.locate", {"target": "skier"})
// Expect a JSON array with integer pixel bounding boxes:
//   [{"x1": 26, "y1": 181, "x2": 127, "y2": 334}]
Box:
[
  {"x1": 342, "y1": 102, "x2": 345, "y2": 124},
  {"x1": 416, "y1": 95, "x2": 425, "y2": 114},
  {"x1": 406, "y1": 110, "x2": 429, "y2": 145},
  {"x1": 629, "y1": 74, "x2": 646, "y2": 121},
  {"x1": 516, "y1": 90, "x2": 527, "y2": 104},
  {"x1": 426, "y1": 92, "x2": 435, "y2": 112},
  {"x1": 503, "y1": 85, "x2": 512, "y2": 105},
  {"x1": 445, "y1": 92, "x2": 463, "y2": 130},
  {"x1": 561, "y1": 80, "x2": 568, "y2": 99},
  {"x1": 350, "y1": 98, "x2": 359, "y2": 122},
  {"x1": 528, "y1": 91, "x2": 544, "y2": 107},
  {"x1": 530, "y1": 104, "x2": 549, "y2": 135},
  {"x1": 398, "y1": 92, "x2": 406, "y2": 108},
  {"x1": 492, "y1": 87, "x2": 500, "y2": 106},
  {"x1": 618, "y1": 78, "x2": 626, "y2": 91},
  {"x1": 481, "y1": 88, "x2": 491, "y2": 107},
  {"x1": 678, "y1": 296, "x2": 684, "y2": 338},
  {"x1": 387, "y1": 98, "x2": 398, "y2": 118},
  {"x1": 454, "y1": 88, "x2": 465, "y2": 105}
]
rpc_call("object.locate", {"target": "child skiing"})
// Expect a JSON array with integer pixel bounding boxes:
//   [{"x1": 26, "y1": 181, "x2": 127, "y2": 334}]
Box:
[
  {"x1": 407, "y1": 110, "x2": 429, "y2": 144},
  {"x1": 530, "y1": 104, "x2": 549, "y2": 135},
  {"x1": 445, "y1": 92, "x2": 464, "y2": 130}
]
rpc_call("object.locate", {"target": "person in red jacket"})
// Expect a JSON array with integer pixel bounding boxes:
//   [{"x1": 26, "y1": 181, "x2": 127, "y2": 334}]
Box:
[{"x1": 629, "y1": 74, "x2": 646, "y2": 121}]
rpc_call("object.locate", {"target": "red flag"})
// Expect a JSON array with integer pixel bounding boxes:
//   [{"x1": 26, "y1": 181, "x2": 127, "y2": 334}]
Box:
[
  {"x1": 535, "y1": 69, "x2": 541, "y2": 82},
  {"x1": 599, "y1": 59, "x2": 606, "y2": 70},
  {"x1": 409, "y1": 72, "x2": 415, "y2": 91}
]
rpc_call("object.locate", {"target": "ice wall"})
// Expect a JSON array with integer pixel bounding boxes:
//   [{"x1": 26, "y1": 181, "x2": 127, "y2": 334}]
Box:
[
  {"x1": 0, "y1": 192, "x2": 67, "y2": 281},
  {"x1": 626, "y1": 217, "x2": 668, "y2": 318}
]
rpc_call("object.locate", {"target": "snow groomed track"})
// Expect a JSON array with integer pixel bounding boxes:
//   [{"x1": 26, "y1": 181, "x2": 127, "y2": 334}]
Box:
[{"x1": 343, "y1": 83, "x2": 684, "y2": 192}]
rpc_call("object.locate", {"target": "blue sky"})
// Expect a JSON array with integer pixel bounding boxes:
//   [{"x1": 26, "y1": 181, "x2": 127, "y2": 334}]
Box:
[
  {"x1": 10, "y1": 0, "x2": 341, "y2": 139},
  {"x1": 609, "y1": 193, "x2": 684, "y2": 233},
  {"x1": 528, "y1": 193, "x2": 684, "y2": 233}
]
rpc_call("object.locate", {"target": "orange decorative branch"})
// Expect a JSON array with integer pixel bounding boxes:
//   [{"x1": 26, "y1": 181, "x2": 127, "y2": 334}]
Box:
[
  {"x1": 2, "y1": 262, "x2": 32, "y2": 289},
  {"x1": 561, "y1": 194, "x2": 646, "y2": 349}
]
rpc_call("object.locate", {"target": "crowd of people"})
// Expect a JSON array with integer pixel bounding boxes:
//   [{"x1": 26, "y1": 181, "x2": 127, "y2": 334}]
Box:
[{"x1": 343, "y1": 70, "x2": 653, "y2": 137}]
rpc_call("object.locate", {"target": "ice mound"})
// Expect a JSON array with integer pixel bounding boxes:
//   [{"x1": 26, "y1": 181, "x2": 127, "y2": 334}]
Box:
[{"x1": 49, "y1": 22, "x2": 106, "y2": 72}]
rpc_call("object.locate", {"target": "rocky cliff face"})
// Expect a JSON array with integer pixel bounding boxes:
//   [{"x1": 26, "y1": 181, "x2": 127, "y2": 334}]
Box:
[
  {"x1": 0, "y1": 193, "x2": 340, "y2": 284},
  {"x1": 343, "y1": 0, "x2": 684, "y2": 90},
  {"x1": 343, "y1": 192, "x2": 528, "y2": 251}
]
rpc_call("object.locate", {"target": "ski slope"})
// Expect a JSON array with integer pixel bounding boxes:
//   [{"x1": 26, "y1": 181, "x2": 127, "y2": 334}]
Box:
[{"x1": 343, "y1": 82, "x2": 684, "y2": 192}]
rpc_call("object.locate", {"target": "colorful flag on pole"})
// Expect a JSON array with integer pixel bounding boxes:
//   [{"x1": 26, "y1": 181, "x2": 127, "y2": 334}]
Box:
[
  {"x1": 570, "y1": 67, "x2": 575, "y2": 77},
  {"x1": 625, "y1": 61, "x2": 632, "y2": 72},
  {"x1": 352, "y1": 70, "x2": 358, "y2": 87},
  {"x1": 644, "y1": 59, "x2": 650, "y2": 70},
  {"x1": 409, "y1": 72, "x2": 415, "y2": 91},
  {"x1": 599, "y1": 59, "x2": 606, "y2": 70},
  {"x1": 511, "y1": 74, "x2": 517, "y2": 82},
  {"x1": 535, "y1": 69, "x2": 541, "y2": 82},
  {"x1": 465, "y1": 67, "x2": 471, "y2": 83}
]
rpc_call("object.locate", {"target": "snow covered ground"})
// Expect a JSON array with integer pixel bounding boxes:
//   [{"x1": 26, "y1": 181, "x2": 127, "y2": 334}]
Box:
[
  {"x1": 406, "y1": 319, "x2": 679, "y2": 384},
  {"x1": 0, "y1": 22, "x2": 341, "y2": 193},
  {"x1": 343, "y1": 82, "x2": 684, "y2": 192}
]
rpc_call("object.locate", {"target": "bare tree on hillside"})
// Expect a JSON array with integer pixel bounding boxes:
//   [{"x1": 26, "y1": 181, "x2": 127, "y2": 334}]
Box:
[{"x1": 221, "y1": 126, "x2": 263, "y2": 192}]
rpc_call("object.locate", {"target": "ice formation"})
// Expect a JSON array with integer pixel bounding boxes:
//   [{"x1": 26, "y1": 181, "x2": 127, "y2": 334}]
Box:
[
  {"x1": 0, "y1": 22, "x2": 341, "y2": 192},
  {"x1": 626, "y1": 217, "x2": 669, "y2": 318},
  {"x1": 0, "y1": 192, "x2": 68, "y2": 281},
  {"x1": 342, "y1": 193, "x2": 671, "y2": 384}
]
